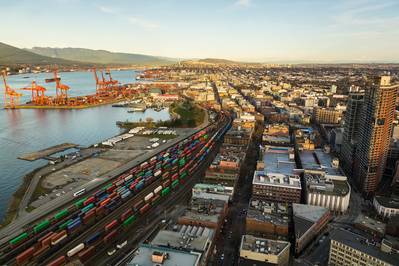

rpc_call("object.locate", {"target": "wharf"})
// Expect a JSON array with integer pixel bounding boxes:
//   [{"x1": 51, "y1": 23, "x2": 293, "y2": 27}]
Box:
[{"x1": 18, "y1": 143, "x2": 78, "y2": 161}]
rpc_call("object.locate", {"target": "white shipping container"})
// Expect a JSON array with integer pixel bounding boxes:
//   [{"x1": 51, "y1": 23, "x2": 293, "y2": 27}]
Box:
[
  {"x1": 154, "y1": 170, "x2": 162, "y2": 177},
  {"x1": 67, "y1": 243, "x2": 85, "y2": 257},
  {"x1": 124, "y1": 175, "x2": 133, "y2": 182},
  {"x1": 144, "y1": 192, "x2": 154, "y2": 202},
  {"x1": 154, "y1": 186, "x2": 162, "y2": 194},
  {"x1": 51, "y1": 234, "x2": 67, "y2": 245}
]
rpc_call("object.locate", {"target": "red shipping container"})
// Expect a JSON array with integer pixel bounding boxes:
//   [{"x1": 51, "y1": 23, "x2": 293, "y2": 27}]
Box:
[
  {"x1": 16, "y1": 246, "x2": 35, "y2": 265},
  {"x1": 133, "y1": 200, "x2": 144, "y2": 211},
  {"x1": 103, "y1": 229, "x2": 118, "y2": 243},
  {"x1": 78, "y1": 246, "x2": 95, "y2": 262},
  {"x1": 172, "y1": 174, "x2": 179, "y2": 181},
  {"x1": 83, "y1": 211, "x2": 95, "y2": 224},
  {"x1": 38, "y1": 231, "x2": 55, "y2": 247},
  {"x1": 83, "y1": 196, "x2": 95, "y2": 206},
  {"x1": 33, "y1": 245, "x2": 50, "y2": 257},
  {"x1": 121, "y1": 209, "x2": 133, "y2": 221},
  {"x1": 163, "y1": 180, "x2": 171, "y2": 188},
  {"x1": 46, "y1": 255, "x2": 66, "y2": 266},
  {"x1": 139, "y1": 203, "x2": 150, "y2": 214},
  {"x1": 51, "y1": 230, "x2": 67, "y2": 243},
  {"x1": 95, "y1": 206, "x2": 105, "y2": 216},
  {"x1": 105, "y1": 219, "x2": 118, "y2": 232},
  {"x1": 107, "y1": 185, "x2": 116, "y2": 193}
]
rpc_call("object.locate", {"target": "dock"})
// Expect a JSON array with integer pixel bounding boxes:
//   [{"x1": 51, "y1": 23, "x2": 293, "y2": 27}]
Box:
[{"x1": 19, "y1": 143, "x2": 79, "y2": 161}]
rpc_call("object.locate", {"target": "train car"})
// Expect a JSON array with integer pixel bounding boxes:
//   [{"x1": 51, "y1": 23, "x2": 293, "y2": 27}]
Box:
[
  {"x1": 74, "y1": 197, "x2": 88, "y2": 208},
  {"x1": 133, "y1": 200, "x2": 144, "y2": 212},
  {"x1": 107, "y1": 184, "x2": 116, "y2": 194},
  {"x1": 83, "y1": 209, "x2": 96, "y2": 224},
  {"x1": 124, "y1": 174, "x2": 134, "y2": 182},
  {"x1": 139, "y1": 203, "x2": 150, "y2": 215},
  {"x1": 38, "y1": 231, "x2": 55, "y2": 247},
  {"x1": 78, "y1": 246, "x2": 95, "y2": 262},
  {"x1": 144, "y1": 192, "x2": 154, "y2": 202},
  {"x1": 121, "y1": 190, "x2": 132, "y2": 200},
  {"x1": 100, "y1": 198, "x2": 111, "y2": 207},
  {"x1": 67, "y1": 243, "x2": 85, "y2": 257},
  {"x1": 46, "y1": 255, "x2": 66, "y2": 266},
  {"x1": 171, "y1": 173, "x2": 179, "y2": 181},
  {"x1": 103, "y1": 229, "x2": 118, "y2": 243},
  {"x1": 33, "y1": 245, "x2": 50, "y2": 257},
  {"x1": 10, "y1": 232, "x2": 29, "y2": 247},
  {"x1": 171, "y1": 180, "x2": 179, "y2": 189},
  {"x1": 123, "y1": 215, "x2": 137, "y2": 228},
  {"x1": 161, "y1": 187, "x2": 171, "y2": 197},
  {"x1": 73, "y1": 188, "x2": 86, "y2": 197},
  {"x1": 54, "y1": 209, "x2": 69, "y2": 220},
  {"x1": 34, "y1": 219, "x2": 50, "y2": 234},
  {"x1": 121, "y1": 208, "x2": 133, "y2": 221},
  {"x1": 151, "y1": 195, "x2": 161, "y2": 205},
  {"x1": 95, "y1": 206, "x2": 106, "y2": 216},
  {"x1": 94, "y1": 189, "x2": 106, "y2": 199},
  {"x1": 154, "y1": 185, "x2": 162, "y2": 194},
  {"x1": 162, "y1": 180, "x2": 171, "y2": 188},
  {"x1": 67, "y1": 218, "x2": 82, "y2": 232},
  {"x1": 105, "y1": 219, "x2": 118, "y2": 232},
  {"x1": 16, "y1": 246, "x2": 35, "y2": 265},
  {"x1": 85, "y1": 231, "x2": 102, "y2": 245},
  {"x1": 154, "y1": 170, "x2": 162, "y2": 178},
  {"x1": 83, "y1": 196, "x2": 95, "y2": 206}
]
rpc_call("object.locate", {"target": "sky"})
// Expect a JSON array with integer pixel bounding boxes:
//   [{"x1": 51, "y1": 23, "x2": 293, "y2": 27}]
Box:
[{"x1": 1, "y1": 0, "x2": 399, "y2": 62}]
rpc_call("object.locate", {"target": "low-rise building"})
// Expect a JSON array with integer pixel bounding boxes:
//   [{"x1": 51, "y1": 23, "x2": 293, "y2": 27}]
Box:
[
  {"x1": 300, "y1": 149, "x2": 351, "y2": 213},
  {"x1": 373, "y1": 195, "x2": 399, "y2": 218},
  {"x1": 329, "y1": 228, "x2": 399, "y2": 266},
  {"x1": 239, "y1": 235, "x2": 290, "y2": 266},
  {"x1": 354, "y1": 214, "x2": 386, "y2": 237},
  {"x1": 151, "y1": 225, "x2": 214, "y2": 266},
  {"x1": 262, "y1": 124, "x2": 291, "y2": 146},
  {"x1": 128, "y1": 244, "x2": 201, "y2": 266},
  {"x1": 246, "y1": 199, "x2": 290, "y2": 237},
  {"x1": 293, "y1": 203, "x2": 331, "y2": 254},
  {"x1": 253, "y1": 146, "x2": 301, "y2": 203}
]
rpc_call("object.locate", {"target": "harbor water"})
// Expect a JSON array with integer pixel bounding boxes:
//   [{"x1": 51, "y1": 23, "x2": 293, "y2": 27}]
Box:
[{"x1": 0, "y1": 70, "x2": 170, "y2": 220}]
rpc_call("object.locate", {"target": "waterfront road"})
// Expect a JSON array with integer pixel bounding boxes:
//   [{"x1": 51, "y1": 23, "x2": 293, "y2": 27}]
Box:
[{"x1": 0, "y1": 115, "x2": 210, "y2": 244}]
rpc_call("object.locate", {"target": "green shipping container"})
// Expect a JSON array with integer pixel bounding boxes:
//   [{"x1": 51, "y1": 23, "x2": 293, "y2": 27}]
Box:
[
  {"x1": 10, "y1": 232, "x2": 29, "y2": 246},
  {"x1": 137, "y1": 171, "x2": 144, "y2": 177},
  {"x1": 74, "y1": 197, "x2": 88, "y2": 208},
  {"x1": 54, "y1": 209, "x2": 69, "y2": 220},
  {"x1": 180, "y1": 172, "x2": 187, "y2": 179},
  {"x1": 59, "y1": 219, "x2": 73, "y2": 230},
  {"x1": 123, "y1": 215, "x2": 136, "y2": 227},
  {"x1": 172, "y1": 180, "x2": 179, "y2": 188},
  {"x1": 102, "y1": 183, "x2": 113, "y2": 190},
  {"x1": 161, "y1": 187, "x2": 171, "y2": 196},
  {"x1": 34, "y1": 220, "x2": 50, "y2": 234}
]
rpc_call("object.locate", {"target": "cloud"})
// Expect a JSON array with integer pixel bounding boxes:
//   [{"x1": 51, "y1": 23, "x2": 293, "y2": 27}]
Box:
[
  {"x1": 128, "y1": 17, "x2": 160, "y2": 29},
  {"x1": 97, "y1": 5, "x2": 115, "y2": 14},
  {"x1": 234, "y1": 0, "x2": 251, "y2": 7}
]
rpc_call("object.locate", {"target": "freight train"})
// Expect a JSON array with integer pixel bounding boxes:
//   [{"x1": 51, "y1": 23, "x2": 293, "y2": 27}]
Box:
[{"x1": 1, "y1": 112, "x2": 231, "y2": 265}]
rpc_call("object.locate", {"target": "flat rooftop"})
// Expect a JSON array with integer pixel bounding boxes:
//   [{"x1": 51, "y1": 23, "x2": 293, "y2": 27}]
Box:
[
  {"x1": 300, "y1": 149, "x2": 341, "y2": 175},
  {"x1": 247, "y1": 199, "x2": 289, "y2": 226},
  {"x1": 240, "y1": 234, "x2": 290, "y2": 256},
  {"x1": 293, "y1": 203, "x2": 329, "y2": 239},
  {"x1": 262, "y1": 146, "x2": 296, "y2": 176},
  {"x1": 374, "y1": 195, "x2": 399, "y2": 209},
  {"x1": 151, "y1": 225, "x2": 214, "y2": 252},
  {"x1": 128, "y1": 244, "x2": 200, "y2": 266},
  {"x1": 253, "y1": 171, "x2": 301, "y2": 190},
  {"x1": 354, "y1": 214, "x2": 386, "y2": 235},
  {"x1": 193, "y1": 183, "x2": 234, "y2": 197},
  {"x1": 330, "y1": 228, "x2": 399, "y2": 265},
  {"x1": 305, "y1": 172, "x2": 350, "y2": 196}
]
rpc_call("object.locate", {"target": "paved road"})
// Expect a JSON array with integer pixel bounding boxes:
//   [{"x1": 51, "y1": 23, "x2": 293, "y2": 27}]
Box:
[
  {"x1": 17, "y1": 148, "x2": 104, "y2": 218},
  {"x1": 0, "y1": 117, "x2": 210, "y2": 244}
]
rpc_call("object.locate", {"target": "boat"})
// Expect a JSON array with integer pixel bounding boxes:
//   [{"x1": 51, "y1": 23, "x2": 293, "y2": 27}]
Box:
[{"x1": 128, "y1": 107, "x2": 145, "y2": 112}]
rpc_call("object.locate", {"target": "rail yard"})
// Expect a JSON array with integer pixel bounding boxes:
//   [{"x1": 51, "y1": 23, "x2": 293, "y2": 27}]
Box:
[{"x1": 0, "y1": 108, "x2": 231, "y2": 265}]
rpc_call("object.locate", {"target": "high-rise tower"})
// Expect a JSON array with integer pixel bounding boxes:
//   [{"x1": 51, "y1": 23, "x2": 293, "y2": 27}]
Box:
[
  {"x1": 354, "y1": 76, "x2": 399, "y2": 195},
  {"x1": 340, "y1": 92, "x2": 364, "y2": 177}
]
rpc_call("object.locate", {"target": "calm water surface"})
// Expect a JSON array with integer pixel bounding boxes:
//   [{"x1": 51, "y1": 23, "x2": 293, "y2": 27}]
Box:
[{"x1": 0, "y1": 70, "x2": 169, "y2": 219}]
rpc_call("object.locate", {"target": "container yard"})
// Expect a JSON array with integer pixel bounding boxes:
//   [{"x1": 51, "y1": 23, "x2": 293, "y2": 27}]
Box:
[{"x1": 0, "y1": 111, "x2": 231, "y2": 265}]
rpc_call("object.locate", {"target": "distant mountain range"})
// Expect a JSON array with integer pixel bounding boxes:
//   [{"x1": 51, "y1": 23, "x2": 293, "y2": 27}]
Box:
[
  {"x1": 0, "y1": 42, "x2": 78, "y2": 66},
  {"x1": 28, "y1": 47, "x2": 177, "y2": 66}
]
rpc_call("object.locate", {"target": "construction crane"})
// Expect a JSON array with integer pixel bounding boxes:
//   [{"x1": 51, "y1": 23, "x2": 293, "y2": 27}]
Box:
[
  {"x1": 2, "y1": 71, "x2": 22, "y2": 108},
  {"x1": 46, "y1": 67, "x2": 70, "y2": 105},
  {"x1": 19, "y1": 81, "x2": 47, "y2": 105},
  {"x1": 92, "y1": 68, "x2": 108, "y2": 96}
]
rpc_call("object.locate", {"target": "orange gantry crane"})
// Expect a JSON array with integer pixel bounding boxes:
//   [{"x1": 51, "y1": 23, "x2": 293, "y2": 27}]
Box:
[
  {"x1": 46, "y1": 67, "x2": 70, "y2": 105},
  {"x1": 19, "y1": 81, "x2": 47, "y2": 105},
  {"x1": 92, "y1": 68, "x2": 108, "y2": 96},
  {"x1": 2, "y1": 71, "x2": 22, "y2": 108}
]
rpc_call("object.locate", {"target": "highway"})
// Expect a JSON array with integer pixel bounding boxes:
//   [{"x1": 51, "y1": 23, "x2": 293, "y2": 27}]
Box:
[{"x1": 0, "y1": 116, "x2": 210, "y2": 243}]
